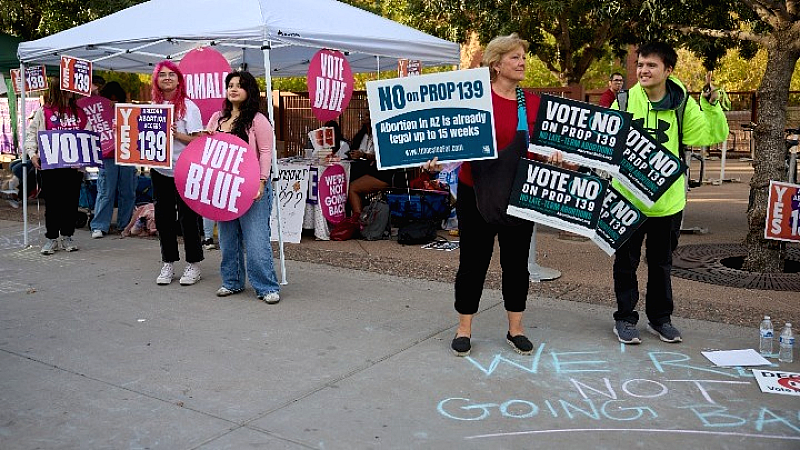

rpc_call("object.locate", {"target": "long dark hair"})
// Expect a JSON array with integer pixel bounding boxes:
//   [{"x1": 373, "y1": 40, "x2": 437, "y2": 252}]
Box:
[
  {"x1": 217, "y1": 71, "x2": 261, "y2": 142},
  {"x1": 324, "y1": 119, "x2": 346, "y2": 152}
]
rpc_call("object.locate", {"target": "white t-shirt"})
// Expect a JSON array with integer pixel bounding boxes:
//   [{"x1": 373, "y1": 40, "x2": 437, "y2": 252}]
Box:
[
  {"x1": 334, "y1": 140, "x2": 351, "y2": 159},
  {"x1": 359, "y1": 133, "x2": 374, "y2": 155},
  {"x1": 153, "y1": 98, "x2": 203, "y2": 178}
]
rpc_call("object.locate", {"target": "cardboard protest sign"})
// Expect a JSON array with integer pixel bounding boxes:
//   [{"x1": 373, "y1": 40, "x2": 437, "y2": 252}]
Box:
[
  {"x1": 307, "y1": 126, "x2": 335, "y2": 161},
  {"x1": 318, "y1": 164, "x2": 348, "y2": 224},
  {"x1": 592, "y1": 186, "x2": 647, "y2": 256},
  {"x1": 175, "y1": 133, "x2": 260, "y2": 221},
  {"x1": 614, "y1": 120, "x2": 687, "y2": 207},
  {"x1": 764, "y1": 180, "x2": 800, "y2": 242},
  {"x1": 78, "y1": 96, "x2": 115, "y2": 158},
  {"x1": 270, "y1": 162, "x2": 311, "y2": 244},
  {"x1": 178, "y1": 47, "x2": 232, "y2": 126},
  {"x1": 10, "y1": 66, "x2": 48, "y2": 94},
  {"x1": 307, "y1": 49, "x2": 354, "y2": 122},
  {"x1": 530, "y1": 94, "x2": 630, "y2": 173},
  {"x1": 752, "y1": 369, "x2": 800, "y2": 397},
  {"x1": 37, "y1": 130, "x2": 102, "y2": 169},
  {"x1": 507, "y1": 158, "x2": 608, "y2": 238},
  {"x1": 114, "y1": 104, "x2": 173, "y2": 168},
  {"x1": 366, "y1": 68, "x2": 496, "y2": 170},
  {"x1": 60, "y1": 55, "x2": 92, "y2": 96}
]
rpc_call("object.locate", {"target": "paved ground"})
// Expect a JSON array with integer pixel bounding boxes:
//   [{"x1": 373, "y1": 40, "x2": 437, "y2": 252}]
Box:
[{"x1": 0, "y1": 157, "x2": 798, "y2": 449}]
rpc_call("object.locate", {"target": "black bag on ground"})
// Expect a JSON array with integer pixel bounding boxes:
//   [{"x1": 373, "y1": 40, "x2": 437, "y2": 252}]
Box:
[
  {"x1": 359, "y1": 199, "x2": 391, "y2": 240},
  {"x1": 397, "y1": 220, "x2": 438, "y2": 245}
]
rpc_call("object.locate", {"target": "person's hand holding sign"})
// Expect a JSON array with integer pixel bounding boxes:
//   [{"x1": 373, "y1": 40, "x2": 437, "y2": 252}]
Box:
[{"x1": 701, "y1": 71, "x2": 720, "y2": 105}]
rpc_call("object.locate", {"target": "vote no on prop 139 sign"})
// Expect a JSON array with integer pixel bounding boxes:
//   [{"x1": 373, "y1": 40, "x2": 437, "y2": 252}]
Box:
[{"x1": 366, "y1": 68, "x2": 497, "y2": 170}]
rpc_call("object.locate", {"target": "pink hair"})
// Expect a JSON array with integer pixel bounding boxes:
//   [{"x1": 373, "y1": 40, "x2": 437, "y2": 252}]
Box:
[{"x1": 151, "y1": 60, "x2": 187, "y2": 119}]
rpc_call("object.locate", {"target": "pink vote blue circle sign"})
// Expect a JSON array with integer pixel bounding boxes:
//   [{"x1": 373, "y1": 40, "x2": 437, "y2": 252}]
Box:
[
  {"x1": 318, "y1": 164, "x2": 348, "y2": 224},
  {"x1": 175, "y1": 133, "x2": 261, "y2": 221},
  {"x1": 307, "y1": 49, "x2": 354, "y2": 122}
]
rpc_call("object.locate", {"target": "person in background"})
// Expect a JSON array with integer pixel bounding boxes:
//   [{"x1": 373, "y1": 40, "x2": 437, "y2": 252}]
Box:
[
  {"x1": 325, "y1": 119, "x2": 350, "y2": 159},
  {"x1": 424, "y1": 33, "x2": 567, "y2": 357},
  {"x1": 89, "y1": 81, "x2": 137, "y2": 238},
  {"x1": 206, "y1": 71, "x2": 280, "y2": 304},
  {"x1": 610, "y1": 42, "x2": 728, "y2": 345},
  {"x1": 25, "y1": 79, "x2": 91, "y2": 255},
  {"x1": 346, "y1": 111, "x2": 401, "y2": 216},
  {"x1": 149, "y1": 60, "x2": 205, "y2": 286},
  {"x1": 599, "y1": 72, "x2": 626, "y2": 108},
  {"x1": 90, "y1": 75, "x2": 106, "y2": 97},
  {"x1": 201, "y1": 218, "x2": 217, "y2": 250}
]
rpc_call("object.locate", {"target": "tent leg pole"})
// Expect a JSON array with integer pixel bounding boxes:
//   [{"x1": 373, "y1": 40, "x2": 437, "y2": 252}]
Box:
[
  {"x1": 19, "y1": 63, "x2": 28, "y2": 248},
  {"x1": 262, "y1": 43, "x2": 287, "y2": 285}
]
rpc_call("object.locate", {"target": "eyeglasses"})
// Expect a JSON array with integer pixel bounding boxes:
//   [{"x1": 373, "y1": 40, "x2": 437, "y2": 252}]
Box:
[{"x1": 158, "y1": 72, "x2": 178, "y2": 79}]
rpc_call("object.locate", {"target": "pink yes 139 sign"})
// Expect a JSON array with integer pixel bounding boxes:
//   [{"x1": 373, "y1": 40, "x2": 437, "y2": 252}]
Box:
[
  {"x1": 176, "y1": 133, "x2": 261, "y2": 221},
  {"x1": 307, "y1": 49, "x2": 354, "y2": 122}
]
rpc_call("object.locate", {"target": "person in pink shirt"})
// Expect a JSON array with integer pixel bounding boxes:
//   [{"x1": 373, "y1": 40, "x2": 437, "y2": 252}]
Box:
[{"x1": 206, "y1": 71, "x2": 280, "y2": 304}]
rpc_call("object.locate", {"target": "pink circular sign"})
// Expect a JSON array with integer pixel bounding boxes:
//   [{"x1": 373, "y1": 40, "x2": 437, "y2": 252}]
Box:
[
  {"x1": 178, "y1": 47, "x2": 232, "y2": 126},
  {"x1": 307, "y1": 49, "x2": 354, "y2": 122},
  {"x1": 175, "y1": 133, "x2": 261, "y2": 221},
  {"x1": 318, "y1": 164, "x2": 348, "y2": 224}
]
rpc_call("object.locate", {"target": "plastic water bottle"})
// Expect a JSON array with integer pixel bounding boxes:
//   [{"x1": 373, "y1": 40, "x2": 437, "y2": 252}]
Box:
[
  {"x1": 759, "y1": 316, "x2": 774, "y2": 357},
  {"x1": 779, "y1": 323, "x2": 794, "y2": 363}
]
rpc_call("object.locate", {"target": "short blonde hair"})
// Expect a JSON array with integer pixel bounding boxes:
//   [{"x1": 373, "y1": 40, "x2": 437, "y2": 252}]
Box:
[{"x1": 482, "y1": 33, "x2": 530, "y2": 81}]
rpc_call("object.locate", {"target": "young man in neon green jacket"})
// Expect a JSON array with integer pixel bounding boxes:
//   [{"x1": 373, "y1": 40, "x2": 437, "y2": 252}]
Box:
[{"x1": 611, "y1": 42, "x2": 729, "y2": 345}]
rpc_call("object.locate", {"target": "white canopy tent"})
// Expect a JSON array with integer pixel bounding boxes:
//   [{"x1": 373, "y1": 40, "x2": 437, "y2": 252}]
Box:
[{"x1": 17, "y1": 0, "x2": 460, "y2": 283}]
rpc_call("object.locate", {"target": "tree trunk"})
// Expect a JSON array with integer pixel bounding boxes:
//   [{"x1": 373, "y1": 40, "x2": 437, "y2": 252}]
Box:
[{"x1": 742, "y1": 40, "x2": 800, "y2": 272}]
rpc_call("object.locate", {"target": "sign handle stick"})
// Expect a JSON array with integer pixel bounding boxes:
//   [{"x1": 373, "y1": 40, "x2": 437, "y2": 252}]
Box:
[
  {"x1": 263, "y1": 42, "x2": 287, "y2": 285},
  {"x1": 528, "y1": 225, "x2": 561, "y2": 282}
]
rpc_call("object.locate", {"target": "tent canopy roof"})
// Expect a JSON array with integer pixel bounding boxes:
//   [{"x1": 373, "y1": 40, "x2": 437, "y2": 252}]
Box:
[{"x1": 17, "y1": 0, "x2": 460, "y2": 76}]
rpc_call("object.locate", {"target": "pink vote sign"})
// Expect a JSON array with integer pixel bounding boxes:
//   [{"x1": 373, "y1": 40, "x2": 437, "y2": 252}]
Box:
[
  {"x1": 318, "y1": 164, "x2": 348, "y2": 224},
  {"x1": 178, "y1": 47, "x2": 232, "y2": 126},
  {"x1": 307, "y1": 49, "x2": 354, "y2": 122},
  {"x1": 175, "y1": 133, "x2": 260, "y2": 221}
]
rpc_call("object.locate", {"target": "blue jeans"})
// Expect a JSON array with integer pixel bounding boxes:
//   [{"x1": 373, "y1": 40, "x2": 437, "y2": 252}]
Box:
[
  {"x1": 90, "y1": 158, "x2": 137, "y2": 232},
  {"x1": 218, "y1": 182, "x2": 279, "y2": 296},
  {"x1": 202, "y1": 217, "x2": 216, "y2": 240}
]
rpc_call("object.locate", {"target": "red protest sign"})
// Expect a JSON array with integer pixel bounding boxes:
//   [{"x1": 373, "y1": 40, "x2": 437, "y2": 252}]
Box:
[
  {"x1": 114, "y1": 103, "x2": 173, "y2": 169},
  {"x1": 10, "y1": 66, "x2": 48, "y2": 94},
  {"x1": 60, "y1": 55, "x2": 92, "y2": 96},
  {"x1": 765, "y1": 180, "x2": 800, "y2": 242},
  {"x1": 307, "y1": 49, "x2": 353, "y2": 122}
]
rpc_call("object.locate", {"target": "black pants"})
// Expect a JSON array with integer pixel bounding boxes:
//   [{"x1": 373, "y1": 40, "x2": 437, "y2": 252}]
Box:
[
  {"x1": 151, "y1": 170, "x2": 203, "y2": 264},
  {"x1": 40, "y1": 168, "x2": 82, "y2": 240},
  {"x1": 613, "y1": 211, "x2": 683, "y2": 326},
  {"x1": 454, "y1": 182, "x2": 534, "y2": 315}
]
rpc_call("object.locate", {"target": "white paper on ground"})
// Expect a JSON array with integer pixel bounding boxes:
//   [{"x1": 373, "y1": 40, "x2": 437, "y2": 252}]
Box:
[{"x1": 701, "y1": 349, "x2": 771, "y2": 367}]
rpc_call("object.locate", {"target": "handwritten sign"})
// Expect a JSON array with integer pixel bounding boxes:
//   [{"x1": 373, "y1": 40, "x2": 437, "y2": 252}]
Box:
[
  {"x1": 59, "y1": 55, "x2": 92, "y2": 96},
  {"x1": 178, "y1": 47, "x2": 232, "y2": 126},
  {"x1": 508, "y1": 158, "x2": 608, "y2": 239},
  {"x1": 10, "y1": 66, "x2": 48, "y2": 94},
  {"x1": 270, "y1": 162, "x2": 311, "y2": 243},
  {"x1": 114, "y1": 103, "x2": 173, "y2": 168},
  {"x1": 175, "y1": 133, "x2": 260, "y2": 221},
  {"x1": 78, "y1": 96, "x2": 115, "y2": 158},
  {"x1": 764, "y1": 180, "x2": 800, "y2": 242},
  {"x1": 367, "y1": 68, "x2": 496, "y2": 170},
  {"x1": 318, "y1": 164, "x2": 348, "y2": 224},
  {"x1": 592, "y1": 186, "x2": 647, "y2": 255},
  {"x1": 307, "y1": 49, "x2": 353, "y2": 122},
  {"x1": 530, "y1": 94, "x2": 630, "y2": 174},
  {"x1": 615, "y1": 120, "x2": 687, "y2": 208},
  {"x1": 37, "y1": 130, "x2": 102, "y2": 169}
]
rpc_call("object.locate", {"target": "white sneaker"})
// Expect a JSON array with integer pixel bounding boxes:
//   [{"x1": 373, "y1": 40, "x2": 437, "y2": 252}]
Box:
[
  {"x1": 156, "y1": 262, "x2": 174, "y2": 285},
  {"x1": 91, "y1": 229, "x2": 104, "y2": 239},
  {"x1": 179, "y1": 263, "x2": 201, "y2": 285},
  {"x1": 40, "y1": 238, "x2": 59, "y2": 255},
  {"x1": 60, "y1": 236, "x2": 78, "y2": 252},
  {"x1": 259, "y1": 292, "x2": 280, "y2": 304}
]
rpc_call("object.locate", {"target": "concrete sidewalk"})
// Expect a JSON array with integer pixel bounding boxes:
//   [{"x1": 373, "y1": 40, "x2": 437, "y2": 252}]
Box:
[{"x1": 0, "y1": 157, "x2": 798, "y2": 449}]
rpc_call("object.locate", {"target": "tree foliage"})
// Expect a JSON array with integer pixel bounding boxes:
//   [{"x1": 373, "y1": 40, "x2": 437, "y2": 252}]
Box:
[{"x1": 0, "y1": 0, "x2": 145, "y2": 40}]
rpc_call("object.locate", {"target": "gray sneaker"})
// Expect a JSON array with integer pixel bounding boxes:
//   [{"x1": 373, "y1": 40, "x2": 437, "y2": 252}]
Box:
[
  {"x1": 614, "y1": 320, "x2": 641, "y2": 344},
  {"x1": 648, "y1": 322, "x2": 683, "y2": 343},
  {"x1": 60, "y1": 236, "x2": 78, "y2": 252},
  {"x1": 40, "y1": 238, "x2": 59, "y2": 255}
]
